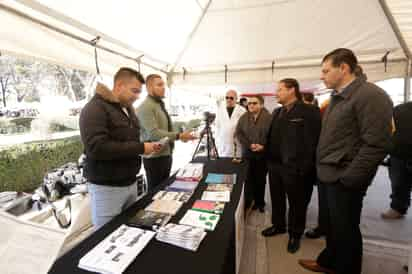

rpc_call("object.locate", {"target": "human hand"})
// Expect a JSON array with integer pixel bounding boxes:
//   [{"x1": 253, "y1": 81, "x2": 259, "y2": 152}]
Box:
[
  {"x1": 179, "y1": 131, "x2": 197, "y2": 142},
  {"x1": 250, "y1": 144, "x2": 257, "y2": 151},
  {"x1": 143, "y1": 142, "x2": 162, "y2": 154},
  {"x1": 255, "y1": 144, "x2": 264, "y2": 152}
]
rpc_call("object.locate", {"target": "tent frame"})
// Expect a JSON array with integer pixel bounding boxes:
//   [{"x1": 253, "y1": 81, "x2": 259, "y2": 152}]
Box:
[
  {"x1": 378, "y1": 0, "x2": 411, "y2": 102},
  {"x1": 0, "y1": 2, "x2": 167, "y2": 74},
  {"x1": 1, "y1": 0, "x2": 412, "y2": 101}
]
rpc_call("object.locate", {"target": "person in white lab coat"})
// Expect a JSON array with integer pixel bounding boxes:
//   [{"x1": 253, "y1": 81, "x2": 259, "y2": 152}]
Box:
[{"x1": 215, "y1": 90, "x2": 246, "y2": 157}]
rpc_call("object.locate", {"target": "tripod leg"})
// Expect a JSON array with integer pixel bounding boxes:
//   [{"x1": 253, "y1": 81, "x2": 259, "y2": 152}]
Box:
[
  {"x1": 208, "y1": 129, "x2": 219, "y2": 159},
  {"x1": 206, "y1": 128, "x2": 211, "y2": 159},
  {"x1": 192, "y1": 130, "x2": 206, "y2": 161}
]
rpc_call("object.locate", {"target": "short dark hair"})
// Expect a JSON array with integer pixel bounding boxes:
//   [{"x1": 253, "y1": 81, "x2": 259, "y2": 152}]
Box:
[
  {"x1": 302, "y1": 92, "x2": 315, "y2": 103},
  {"x1": 145, "y1": 74, "x2": 162, "y2": 86},
  {"x1": 250, "y1": 95, "x2": 264, "y2": 105},
  {"x1": 322, "y1": 48, "x2": 358, "y2": 73},
  {"x1": 239, "y1": 97, "x2": 247, "y2": 104},
  {"x1": 114, "y1": 67, "x2": 145, "y2": 84},
  {"x1": 279, "y1": 78, "x2": 302, "y2": 101}
]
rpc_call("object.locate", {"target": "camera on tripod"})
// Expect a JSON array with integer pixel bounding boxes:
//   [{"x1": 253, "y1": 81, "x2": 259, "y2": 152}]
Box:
[
  {"x1": 203, "y1": 111, "x2": 216, "y2": 124},
  {"x1": 192, "y1": 111, "x2": 219, "y2": 160}
]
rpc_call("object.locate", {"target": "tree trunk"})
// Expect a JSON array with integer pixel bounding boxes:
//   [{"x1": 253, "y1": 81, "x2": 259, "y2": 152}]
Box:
[
  {"x1": 0, "y1": 77, "x2": 8, "y2": 107},
  {"x1": 57, "y1": 68, "x2": 76, "y2": 101},
  {"x1": 85, "y1": 75, "x2": 97, "y2": 101}
]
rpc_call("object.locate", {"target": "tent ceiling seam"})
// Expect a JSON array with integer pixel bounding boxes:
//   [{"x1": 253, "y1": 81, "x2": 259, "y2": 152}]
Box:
[
  {"x1": 378, "y1": 0, "x2": 412, "y2": 59},
  {"x1": 169, "y1": 0, "x2": 212, "y2": 73},
  {"x1": 13, "y1": 0, "x2": 170, "y2": 67},
  {"x1": 177, "y1": 48, "x2": 402, "y2": 71},
  {"x1": 208, "y1": 0, "x2": 297, "y2": 13},
  {"x1": 0, "y1": 3, "x2": 167, "y2": 74},
  {"x1": 171, "y1": 58, "x2": 407, "y2": 76}
]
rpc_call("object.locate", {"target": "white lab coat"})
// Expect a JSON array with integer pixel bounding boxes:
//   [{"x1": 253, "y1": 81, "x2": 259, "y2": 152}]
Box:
[{"x1": 215, "y1": 104, "x2": 246, "y2": 157}]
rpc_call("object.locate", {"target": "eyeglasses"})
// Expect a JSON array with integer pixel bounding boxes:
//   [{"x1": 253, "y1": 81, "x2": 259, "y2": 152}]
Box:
[
  {"x1": 248, "y1": 102, "x2": 259, "y2": 105},
  {"x1": 225, "y1": 96, "x2": 234, "y2": 100}
]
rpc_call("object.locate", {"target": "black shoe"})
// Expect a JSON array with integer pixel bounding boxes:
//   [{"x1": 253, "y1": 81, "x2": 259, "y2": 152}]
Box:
[
  {"x1": 252, "y1": 204, "x2": 259, "y2": 210},
  {"x1": 261, "y1": 226, "x2": 286, "y2": 237},
  {"x1": 258, "y1": 206, "x2": 265, "y2": 213},
  {"x1": 287, "y1": 237, "x2": 301, "y2": 253},
  {"x1": 305, "y1": 227, "x2": 325, "y2": 239}
]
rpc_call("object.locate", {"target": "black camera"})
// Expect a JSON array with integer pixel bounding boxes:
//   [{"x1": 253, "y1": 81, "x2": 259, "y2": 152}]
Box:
[{"x1": 203, "y1": 111, "x2": 216, "y2": 124}]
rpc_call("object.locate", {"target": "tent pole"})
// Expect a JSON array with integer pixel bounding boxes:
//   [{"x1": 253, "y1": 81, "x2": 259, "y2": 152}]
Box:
[
  {"x1": 378, "y1": 0, "x2": 412, "y2": 59},
  {"x1": 405, "y1": 59, "x2": 411, "y2": 102},
  {"x1": 171, "y1": 58, "x2": 407, "y2": 76},
  {"x1": 169, "y1": 0, "x2": 212, "y2": 73},
  {"x1": 0, "y1": 3, "x2": 167, "y2": 74}
]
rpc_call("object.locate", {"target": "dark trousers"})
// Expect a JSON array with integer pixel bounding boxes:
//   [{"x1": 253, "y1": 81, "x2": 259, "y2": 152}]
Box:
[
  {"x1": 317, "y1": 183, "x2": 365, "y2": 274},
  {"x1": 316, "y1": 183, "x2": 328, "y2": 233},
  {"x1": 143, "y1": 156, "x2": 172, "y2": 192},
  {"x1": 389, "y1": 156, "x2": 412, "y2": 214},
  {"x1": 303, "y1": 171, "x2": 316, "y2": 218},
  {"x1": 245, "y1": 158, "x2": 267, "y2": 209},
  {"x1": 269, "y1": 165, "x2": 307, "y2": 238},
  {"x1": 304, "y1": 176, "x2": 328, "y2": 233}
]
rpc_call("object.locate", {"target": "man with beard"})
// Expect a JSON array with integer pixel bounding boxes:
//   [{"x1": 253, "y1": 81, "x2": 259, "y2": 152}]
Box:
[{"x1": 80, "y1": 68, "x2": 161, "y2": 229}]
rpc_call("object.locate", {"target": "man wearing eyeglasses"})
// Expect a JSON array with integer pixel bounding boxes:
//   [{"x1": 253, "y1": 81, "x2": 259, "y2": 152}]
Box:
[
  {"x1": 80, "y1": 67, "x2": 161, "y2": 230},
  {"x1": 235, "y1": 95, "x2": 272, "y2": 212},
  {"x1": 137, "y1": 74, "x2": 196, "y2": 191},
  {"x1": 215, "y1": 90, "x2": 246, "y2": 157}
]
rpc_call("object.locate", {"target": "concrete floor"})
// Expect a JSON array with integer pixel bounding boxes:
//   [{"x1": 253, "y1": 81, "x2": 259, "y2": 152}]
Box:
[{"x1": 239, "y1": 166, "x2": 411, "y2": 274}]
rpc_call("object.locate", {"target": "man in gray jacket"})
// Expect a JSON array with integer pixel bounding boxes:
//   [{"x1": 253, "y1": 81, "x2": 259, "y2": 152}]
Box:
[
  {"x1": 299, "y1": 48, "x2": 393, "y2": 274},
  {"x1": 136, "y1": 74, "x2": 195, "y2": 191},
  {"x1": 235, "y1": 95, "x2": 272, "y2": 212}
]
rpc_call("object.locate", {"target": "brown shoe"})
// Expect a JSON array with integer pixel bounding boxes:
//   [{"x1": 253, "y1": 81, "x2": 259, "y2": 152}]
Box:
[
  {"x1": 298, "y1": 259, "x2": 336, "y2": 273},
  {"x1": 381, "y1": 208, "x2": 404, "y2": 219}
]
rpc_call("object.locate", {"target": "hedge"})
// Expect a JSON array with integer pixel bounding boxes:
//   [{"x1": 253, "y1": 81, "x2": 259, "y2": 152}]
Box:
[{"x1": 0, "y1": 136, "x2": 83, "y2": 192}]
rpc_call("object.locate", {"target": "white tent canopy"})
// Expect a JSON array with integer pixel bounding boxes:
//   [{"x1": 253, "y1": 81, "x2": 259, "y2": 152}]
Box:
[{"x1": 0, "y1": 0, "x2": 411, "y2": 98}]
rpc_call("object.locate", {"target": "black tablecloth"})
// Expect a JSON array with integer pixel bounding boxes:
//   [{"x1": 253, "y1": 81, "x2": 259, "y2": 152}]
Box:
[{"x1": 48, "y1": 157, "x2": 248, "y2": 274}]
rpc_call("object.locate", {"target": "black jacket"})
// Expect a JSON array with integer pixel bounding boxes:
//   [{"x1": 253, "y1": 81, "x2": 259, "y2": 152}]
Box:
[
  {"x1": 391, "y1": 101, "x2": 412, "y2": 160},
  {"x1": 266, "y1": 101, "x2": 321, "y2": 176},
  {"x1": 79, "y1": 83, "x2": 145, "y2": 186}
]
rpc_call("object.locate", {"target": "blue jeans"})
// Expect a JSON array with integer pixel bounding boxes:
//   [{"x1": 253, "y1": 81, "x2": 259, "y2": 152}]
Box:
[
  {"x1": 88, "y1": 182, "x2": 137, "y2": 230},
  {"x1": 389, "y1": 156, "x2": 412, "y2": 214}
]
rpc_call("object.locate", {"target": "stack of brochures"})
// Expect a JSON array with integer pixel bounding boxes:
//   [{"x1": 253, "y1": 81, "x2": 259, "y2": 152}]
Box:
[
  {"x1": 206, "y1": 184, "x2": 233, "y2": 192},
  {"x1": 166, "y1": 180, "x2": 199, "y2": 193},
  {"x1": 153, "y1": 190, "x2": 193, "y2": 203},
  {"x1": 127, "y1": 210, "x2": 171, "y2": 230},
  {"x1": 205, "y1": 173, "x2": 237, "y2": 184},
  {"x1": 201, "y1": 190, "x2": 230, "y2": 202},
  {"x1": 176, "y1": 163, "x2": 204, "y2": 182},
  {"x1": 145, "y1": 199, "x2": 183, "y2": 215},
  {"x1": 192, "y1": 200, "x2": 225, "y2": 214},
  {"x1": 179, "y1": 209, "x2": 220, "y2": 231},
  {"x1": 156, "y1": 223, "x2": 206, "y2": 252},
  {"x1": 78, "y1": 225, "x2": 155, "y2": 274}
]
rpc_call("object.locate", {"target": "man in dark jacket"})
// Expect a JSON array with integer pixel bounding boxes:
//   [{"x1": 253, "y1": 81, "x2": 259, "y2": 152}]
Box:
[
  {"x1": 381, "y1": 101, "x2": 412, "y2": 219},
  {"x1": 262, "y1": 78, "x2": 321, "y2": 254},
  {"x1": 235, "y1": 95, "x2": 272, "y2": 212},
  {"x1": 79, "y1": 67, "x2": 161, "y2": 229},
  {"x1": 299, "y1": 49, "x2": 393, "y2": 274}
]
